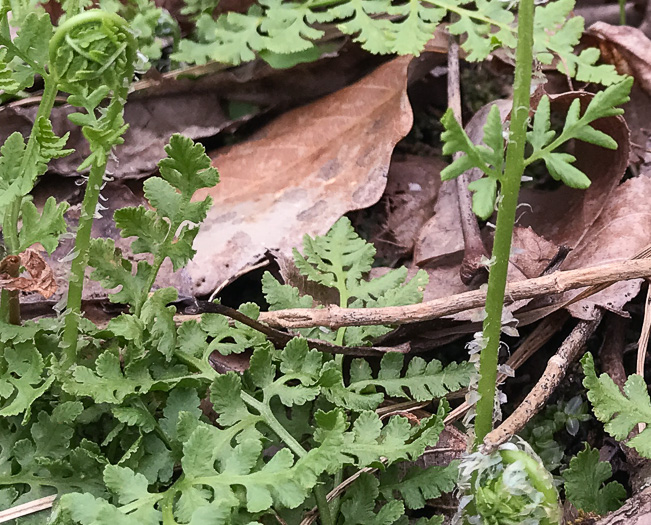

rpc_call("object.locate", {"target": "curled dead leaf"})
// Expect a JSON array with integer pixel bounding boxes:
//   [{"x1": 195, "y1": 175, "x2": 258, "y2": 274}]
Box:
[
  {"x1": 0, "y1": 249, "x2": 57, "y2": 299},
  {"x1": 587, "y1": 22, "x2": 651, "y2": 95}
]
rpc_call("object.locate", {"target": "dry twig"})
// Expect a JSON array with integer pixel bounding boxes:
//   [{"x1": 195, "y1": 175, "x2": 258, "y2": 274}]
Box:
[
  {"x1": 0, "y1": 496, "x2": 56, "y2": 524},
  {"x1": 260, "y1": 259, "x2": 651, "y2": 329},
  {"x1": 447, "y1": 30, "x2": 489, "y2": 285}
]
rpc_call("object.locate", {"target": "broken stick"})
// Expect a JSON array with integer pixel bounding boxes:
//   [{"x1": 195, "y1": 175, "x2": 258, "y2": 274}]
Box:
[{"x1": 260, "y1": 258, "x2": 651, "y2": 329}]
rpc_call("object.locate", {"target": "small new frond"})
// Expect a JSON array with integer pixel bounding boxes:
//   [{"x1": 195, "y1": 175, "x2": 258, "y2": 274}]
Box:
[
  {"x1": 296, "y1": 216, "x2": 375, "y2": 289},
  {"x1": 562, "y1": 444, "x2": 626, "y2": 514},
  {"x1": 18, "y1": 197, "x2": 69, "y2": 254},
  {"x1": 87, "y1": 238, "x2": 152, "y2": 310},
  {"x1": 582, "y1": 353, "x2": 651, "y2": 458}
]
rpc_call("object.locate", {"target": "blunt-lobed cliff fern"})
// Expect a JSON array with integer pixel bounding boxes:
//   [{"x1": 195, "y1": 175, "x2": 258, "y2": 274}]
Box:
[
  {"x1": 171, "y1": 0, "x2": 622, "y2": 86},
  {"x1": 0, "y1": 0, "x2": 641, "y2": 523}
]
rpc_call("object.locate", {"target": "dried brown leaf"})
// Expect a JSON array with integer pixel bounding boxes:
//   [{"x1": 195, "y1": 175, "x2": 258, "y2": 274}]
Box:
[
  {"x1": 0, "y1": 46, "x2": 385, "y2": 179},
  {"x1": 188, "y1": 56, "x2": 414, "y2": 296},
  {"x1": 351, "y1": 154, "x2": 443, "y2": 264},
  {"x1": 588, "y1": 22, "x2": 651, "y2": 95},
  {"x1": 562, "y1": 176, "x2": 651, "y2": 319},
  {"x1": 0, "y1": 249, "x2": 57, "y2": 299}
]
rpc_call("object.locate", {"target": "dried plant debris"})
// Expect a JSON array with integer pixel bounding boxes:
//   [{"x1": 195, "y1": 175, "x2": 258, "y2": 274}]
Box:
[{"x1": 0, "y1": 250, "x2": 57, "y2": 299}]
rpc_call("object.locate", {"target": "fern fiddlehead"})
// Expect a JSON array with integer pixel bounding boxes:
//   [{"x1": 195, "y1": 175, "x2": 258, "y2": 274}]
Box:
[
  {"x1": 0, "y1": 7, "x2": 135, "y2": 358},
  {"x1": 51, "y1": 10, "x2": 136, "y2": 363}
]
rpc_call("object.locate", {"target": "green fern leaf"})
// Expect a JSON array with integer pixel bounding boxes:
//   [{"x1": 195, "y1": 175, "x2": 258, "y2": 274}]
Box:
[
  {"x1": 209, "y1": 372, "x2": 252, "y2": 426},
  {"x1": 0, "y1": 49, "x2": 20, "y2": 92},
  {"x1": 562, "y1": 444, "x2": 626, "y2": 514},
  {"x1": 87, "y1": 238, "x2": 153, "y2": 310},
  {"x1": 140, "y1": 288, "x2": 178, "y2": 359},
  {"x1": 389, "y1": 0, "x2": 445, "y2": 55},
  {"x1": 0, "y1": 343, "x2": 54, "y2": 421},
  {"x1": 379, "y1": 462, "x2": 458, "y2": 509},
  {"x1": 348, "y1": 353, "x2": 473, "y2": 401},
  {"x1": 582, "y1": 353, "x2": 651, "y2": 458},
  {"x1": 259, "y1": 0, "x2": 323, "y2": 53},
  {"x1": 525, "y1": 78, "x2": 632, "y2": 188},
  {"x1": 8, "y1": 11, "x2": 52, "y2": 85},
  {"x1": 265, "y1": 217, "x2": 428, "y2": 345},
  {"x1": 18, "y1": 197, "x2": 69, "y2": 254},
  {"x1": 112, "y1": 405, "x2": 157, "y2": 433},
  {"x1": 201, "y1": 303, "x2": 268, "y2": 355},
  {"x1": 173, "y1": 9, "x2": 268, "y2": 65},
  {"x1": 328, "y1": 0, "x2": 394, "y2": 55},
  {"x1": 262, "y1": 270, "x2": 315, "y2": 310},
  {"x1": 447, "y1": 0, "x2": 516, "y2": 61},
  {"x1": 341, "y1": 473, "x2": 405, "y2": 525},
  {"x1": 64, "y1": 351, "x2": 155, "y2": 404}
]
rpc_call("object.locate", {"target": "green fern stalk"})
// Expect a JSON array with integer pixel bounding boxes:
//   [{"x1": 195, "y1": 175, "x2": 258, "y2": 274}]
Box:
[
  {"x1": 473, "y1": 0, "x2": 534, "y2": 444},
  {"x1": 55, "y1": 11, "x2": 136, "y2": 363},
  {"x1": 61, "y1": 158, "x2": 112, "y2": 356}
]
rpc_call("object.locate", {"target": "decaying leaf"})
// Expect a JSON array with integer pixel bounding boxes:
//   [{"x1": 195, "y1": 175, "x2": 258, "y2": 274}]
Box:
[
  {"x1": 0, "y1": 249, "x2": 57, "y2": 299},
  {"x1": 0, "y1": 46, "x2": 385, "y2": 179},
  {"x1": 585, "y1": 23, "x2": 651, "y2": 163},
  {"x1": 188, "y1": 56, "x2": 414, "y2": 296},
  {"x1": 562, "y1": 176, "x2": 651, "y2": 320},
  {"x1": 509, "y1": 226, "x2": 563, "y2": 280}
]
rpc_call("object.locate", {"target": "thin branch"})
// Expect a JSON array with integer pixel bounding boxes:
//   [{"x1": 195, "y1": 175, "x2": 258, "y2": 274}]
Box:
[
  {"x1": 176, "y1": 304, "x2": 409, "y2": 357},
  {"x1": 447, "y1": 28, "x2": 489, "y2": 285},
  {"x1": 0, "y1": 495, "x2": 56, "y2": 524},
  {"x1": 260, "y1": 258, "x2": 651, "y2": 329},
  {"x1": 636, "y1": 283, "x2": 651, "y2": 394}
]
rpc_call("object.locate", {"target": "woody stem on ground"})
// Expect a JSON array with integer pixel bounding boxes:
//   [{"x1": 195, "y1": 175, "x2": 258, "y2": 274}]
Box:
[
  {"x1": 473, "y1": 0, "x2": 534, "y2": 445},
  {"x1": 447, "y1": 22, "x2": 489, "y2": 286}
]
